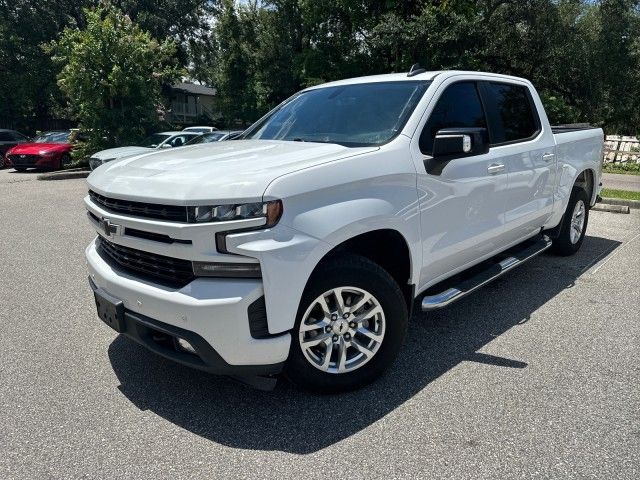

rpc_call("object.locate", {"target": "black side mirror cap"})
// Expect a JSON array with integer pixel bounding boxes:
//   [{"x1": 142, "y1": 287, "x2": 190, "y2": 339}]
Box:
[{"x1": 432, "y1": 127, "x2": 489, "y2": 159}]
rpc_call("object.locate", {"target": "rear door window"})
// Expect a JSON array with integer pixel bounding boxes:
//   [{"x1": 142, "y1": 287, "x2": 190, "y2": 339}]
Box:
[
  {"x1": 482, "y1": 82, "x2": 540, "y2": 144},
  {"x1": 419, "y1": 82, "x2": 487, "y2": 155}
]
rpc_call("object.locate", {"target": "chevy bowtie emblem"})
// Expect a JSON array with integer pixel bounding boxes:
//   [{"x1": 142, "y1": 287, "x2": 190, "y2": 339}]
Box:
[{"x1": 100, "y1": 218, "x2": 120, "y2": 237}]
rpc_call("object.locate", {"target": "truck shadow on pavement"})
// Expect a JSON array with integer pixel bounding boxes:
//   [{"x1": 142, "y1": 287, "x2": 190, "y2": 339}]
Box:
[{"x1": 108, "y1": 234, "x2": 620, "y2": 454}]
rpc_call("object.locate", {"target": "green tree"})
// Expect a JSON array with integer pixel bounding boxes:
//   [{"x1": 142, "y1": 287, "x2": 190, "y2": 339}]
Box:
[
  {"x1": 48, "y1": 3, "x2": 182, "y2": 160},
  {"x1": 209, "y1": 0, "x2": 257, "y2": 124}
]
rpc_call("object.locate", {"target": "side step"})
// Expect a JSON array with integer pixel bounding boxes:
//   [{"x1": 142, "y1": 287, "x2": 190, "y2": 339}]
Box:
[{"x1": 421, "y1": 235, "x2": 552, "y2": 311}]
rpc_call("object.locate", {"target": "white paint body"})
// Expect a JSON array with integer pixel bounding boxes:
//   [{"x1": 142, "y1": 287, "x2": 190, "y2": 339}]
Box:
[{"x1": 85, "y1": 71, "x2": 603, "y2": 368}]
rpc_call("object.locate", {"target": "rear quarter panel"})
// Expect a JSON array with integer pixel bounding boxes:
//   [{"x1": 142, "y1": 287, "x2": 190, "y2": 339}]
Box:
[{"x1": 547, "y1": 129, "x2": 604, "y2": 228}]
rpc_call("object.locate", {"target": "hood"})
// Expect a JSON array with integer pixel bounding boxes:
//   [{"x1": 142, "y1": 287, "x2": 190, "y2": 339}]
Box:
[
  {"x1": 91, "y1": 146, "x2": 154, "y2": 161},
  {"x1": 87, "y1": 139, "x2": 378, "y2": 204},
  {"x1": 8, "y1": 143, "x2": 70, "y2": 155}
]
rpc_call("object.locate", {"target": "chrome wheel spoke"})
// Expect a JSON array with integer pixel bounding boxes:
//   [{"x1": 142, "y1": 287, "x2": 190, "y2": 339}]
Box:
[
  {"x1": 333, "y1": 288, "x2": 347, "y2": 315},
  {"x1": 349, "y1": 292, "x2": 372, "y2": 313},
  {"x1": 319, "y1": 339, "x2": 333, "y2": 370},
  {"x1": 300, "y1": 318, "x2": 329, "y2": 332},
  {"x1": 351, "y1": 338, "x2": 375, "y2": 359},
  {"x1": 356, "y1": 326, "x2": 383, "y2": 342},
  {"x1": 301, "y1": 332, "x2": 332, "y2": 348},
  {"x1": 317, "y1": 295, "x2": 332, "y2": 318},
  {"x1": 353, "y1": 304, "x2": 383, "y2": 324},
  {"x1": 336, "y1": 337, "x2": 347, "y2": 372}
]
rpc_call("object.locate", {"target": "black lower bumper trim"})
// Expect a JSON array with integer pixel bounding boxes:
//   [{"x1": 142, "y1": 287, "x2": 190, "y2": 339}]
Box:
[{"x1": 89, "y1": 278, "x2": 284, "y2": 377}]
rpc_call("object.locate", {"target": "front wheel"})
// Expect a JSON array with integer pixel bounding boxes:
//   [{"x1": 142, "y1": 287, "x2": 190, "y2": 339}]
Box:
[
  {"x1": 285, "y1": 255, "x2": 408, "y2": 393},
  {"x1": 59, "y1": 154, "x2": 71, "y2": 170},
  {"x1": 550, "y1": 186, "x2": 589, "y2": 256}
]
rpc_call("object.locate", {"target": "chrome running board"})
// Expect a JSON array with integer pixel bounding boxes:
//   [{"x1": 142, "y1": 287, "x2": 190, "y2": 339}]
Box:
[{"x1": 421, "y1": 235, "x2": 552, "y2": 311}]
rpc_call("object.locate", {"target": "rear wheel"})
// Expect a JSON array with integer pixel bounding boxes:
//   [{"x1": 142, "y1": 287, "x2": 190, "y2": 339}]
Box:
[
  {"x1": 285, "y1": 255, "x2": 408, "y2": 393},
  {"x1": 550, "y1": 186, "x2": 589, "y2": 256}
]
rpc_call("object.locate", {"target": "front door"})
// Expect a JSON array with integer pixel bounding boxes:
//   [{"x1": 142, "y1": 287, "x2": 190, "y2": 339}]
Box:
[{"x1": 410, "y1": 79, "x2": 511, "y2": 290}]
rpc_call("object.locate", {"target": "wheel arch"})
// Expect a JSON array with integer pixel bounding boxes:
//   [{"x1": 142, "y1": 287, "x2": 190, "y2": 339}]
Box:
[
  {"x1": 308, "y1": 228, "x2": 415, "y2": 314},
  {"x1": 574, "y1": 168, "x2": 596, "y2": 204}
]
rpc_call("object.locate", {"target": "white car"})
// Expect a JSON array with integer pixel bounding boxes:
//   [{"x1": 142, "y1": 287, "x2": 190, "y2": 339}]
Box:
[
  {"x1": 88, "y1": 131, "x2": 200, "y2": 170},
  {"x1": 85, "y1": 69, "x2": 603, "y2": 392}
]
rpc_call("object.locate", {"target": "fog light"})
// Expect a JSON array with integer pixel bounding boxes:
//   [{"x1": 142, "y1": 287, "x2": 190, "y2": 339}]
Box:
[
  {"x1": 176, "y1": 337, "x2": 197, "y2": 355},
  {"x1": 192, "y1": 261, "x2": 262, "y2": 278}
]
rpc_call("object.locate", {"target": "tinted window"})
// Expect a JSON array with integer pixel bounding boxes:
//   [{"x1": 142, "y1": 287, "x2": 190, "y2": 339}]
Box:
[
  {"x1": 420, "y1": 82, "x2": 487, "y2": 154},
  {"x1": 141, "y1": 134, "x2": 171, "y2": 147},
  {"x1": 12, "y1": 132, "x2": 28, "y2": 141},
  {"x1": 244, "y1": 81, "x2": 430, "y2": 147},
  {"x1": 484, "y1": 82, "x2": 538, "y2": 144}
]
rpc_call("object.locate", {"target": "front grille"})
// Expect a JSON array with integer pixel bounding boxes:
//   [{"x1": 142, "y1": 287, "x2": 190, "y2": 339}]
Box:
[
  {"x1": 89, "y1": 190, "x2": 188, "y2": 222},
  {"x1": 96, "y1": 236, "x2": 194, "y2": 287},
  {"x1": 9, "y1": 154, "x2": 41, "y2": 166}
]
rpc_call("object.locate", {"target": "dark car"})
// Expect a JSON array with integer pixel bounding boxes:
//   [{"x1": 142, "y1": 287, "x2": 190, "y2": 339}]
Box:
[{"x1": 0, "y1": 129, "x2": 30, "y2": 168}]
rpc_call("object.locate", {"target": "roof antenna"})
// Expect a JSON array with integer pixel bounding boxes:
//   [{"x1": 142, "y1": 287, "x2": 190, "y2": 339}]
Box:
[{"x1": 407, "y1": 63, "x2": 426, "y2": 77}]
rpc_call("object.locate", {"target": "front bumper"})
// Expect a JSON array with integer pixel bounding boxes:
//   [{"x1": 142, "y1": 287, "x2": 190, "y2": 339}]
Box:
[
  {"x1": 7, "y1": 154, "x2": 58, "y2": 169},
  {"x1": 86, "y1": 238, "x2": 291, "y2": 373}
]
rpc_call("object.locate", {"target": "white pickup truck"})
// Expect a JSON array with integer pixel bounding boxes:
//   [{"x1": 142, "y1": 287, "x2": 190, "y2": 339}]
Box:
[{"x1": 85, "y1": 69, "x2": 603, "y2": 392}]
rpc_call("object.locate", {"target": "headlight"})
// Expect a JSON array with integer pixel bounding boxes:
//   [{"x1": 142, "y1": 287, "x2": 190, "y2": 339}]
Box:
[
  {"x1": 188, "y1": 200, "x2": 282, "y2": 226},
  {"x1": 40, "y1": 151, "x2": 58, "y2": 157}
]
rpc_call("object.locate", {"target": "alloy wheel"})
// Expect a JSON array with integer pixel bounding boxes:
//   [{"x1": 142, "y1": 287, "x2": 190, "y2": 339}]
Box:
[{"x1": 298, "y1": 286, "x2": 385, "y2": 374}]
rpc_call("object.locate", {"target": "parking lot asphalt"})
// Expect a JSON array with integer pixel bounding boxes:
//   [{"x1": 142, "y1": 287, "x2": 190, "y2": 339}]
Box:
[{"x1": 1, "y1": 168, "x2": 638, "y2": 479}]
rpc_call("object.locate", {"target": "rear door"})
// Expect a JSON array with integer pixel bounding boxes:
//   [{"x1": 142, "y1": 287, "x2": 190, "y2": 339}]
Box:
[{"x1": 478, "y1": 81, "x2": 556, "y2": 243}]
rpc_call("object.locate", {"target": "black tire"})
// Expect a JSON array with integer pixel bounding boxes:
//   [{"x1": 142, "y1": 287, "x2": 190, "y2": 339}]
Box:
[
  {"x1": 550, "y1": 186, "x2": 589, "y2": 256},
  {"x1": 59, "y1": 154, "x2": 71, "y2": 170},
  {"x1": 284, "y1": 254, "x2": 408, "y2": 393}
]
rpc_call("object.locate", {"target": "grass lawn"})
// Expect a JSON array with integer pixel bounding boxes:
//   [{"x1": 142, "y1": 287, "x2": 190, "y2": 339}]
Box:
[
  {"x1": 603, "y1": 163, "x2": 640, "y2": 175},
  {"x1": 601, "y1": 188, "x2": 640, "y2": 201}
]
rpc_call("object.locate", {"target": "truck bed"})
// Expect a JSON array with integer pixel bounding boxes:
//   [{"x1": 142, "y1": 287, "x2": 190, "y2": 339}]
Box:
[{"x1": 551, "y1": 124, "x2": 600, "y2": 134}]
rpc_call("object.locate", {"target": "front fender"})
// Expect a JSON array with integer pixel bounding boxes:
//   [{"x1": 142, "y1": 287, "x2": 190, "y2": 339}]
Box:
[{"x1": 225, "y1": 225, "x2": 332, "y2": 334}]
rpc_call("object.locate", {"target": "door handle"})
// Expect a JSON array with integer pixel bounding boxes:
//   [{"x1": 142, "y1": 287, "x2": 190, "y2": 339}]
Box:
[
  {"x1": 487, "y1": 163, "x2": 505, "y2": 175},
  {"x1": 542, "y1": 153, "x2": 555, "y2": 162}
]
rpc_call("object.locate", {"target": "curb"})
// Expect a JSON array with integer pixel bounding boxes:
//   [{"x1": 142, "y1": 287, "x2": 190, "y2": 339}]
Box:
[
  {"x1": 592, "y1": 203, "x2": 630, "y2": 214},
  {"x1": 599, "y1": 197, "x2": 640, "y2": 210},
  {"x1": 37, "y1": 169, "x2": 90, "y2": 181}
]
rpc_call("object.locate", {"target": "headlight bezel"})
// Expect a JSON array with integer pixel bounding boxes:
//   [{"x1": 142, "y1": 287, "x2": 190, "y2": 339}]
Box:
[{"x1": 187, "y1": 199, "x2": 283, "y2": 226}]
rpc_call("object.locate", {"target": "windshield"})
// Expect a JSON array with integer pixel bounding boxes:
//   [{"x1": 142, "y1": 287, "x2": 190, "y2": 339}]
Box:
[
  {"x1": 140, "y1": 133, "x2": 171, "y2": 148},
  {"x1": 34, "y1": 131, "x2": 70, "y2": 143},
  {"x1": 187, "y1": 132, "x2": 227, "y2": 144},
  {"x1": 243, "y1": 81, "x2": 430, "y2": 147}
]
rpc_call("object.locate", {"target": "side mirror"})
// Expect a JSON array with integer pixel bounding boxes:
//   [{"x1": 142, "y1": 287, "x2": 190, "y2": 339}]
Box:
[
  {"x1": 160, "y1": 143, "x2": 172, "y2": 149},
  {"x1": 432, "y1": 128, "x2": 489, "y2": 159}
]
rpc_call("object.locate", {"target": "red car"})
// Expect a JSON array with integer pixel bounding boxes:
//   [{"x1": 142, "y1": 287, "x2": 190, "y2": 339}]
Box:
[{"x1": 5, "y1": 130, "x2": 74, "y2": 172}]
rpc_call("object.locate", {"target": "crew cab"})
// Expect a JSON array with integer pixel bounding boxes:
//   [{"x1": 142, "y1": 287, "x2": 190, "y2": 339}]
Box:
[{"x1": 85, "y1": 70, "x2": 603, "y2": 392}]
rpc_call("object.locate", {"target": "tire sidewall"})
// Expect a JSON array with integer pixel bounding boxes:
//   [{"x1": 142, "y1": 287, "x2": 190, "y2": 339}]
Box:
[
  {"x1": 60, "y1": 154, "x2": 71, "y2": 170},
  {"x1": 555, "y1": 186, "x2": 589, "y2": 255},
  {"x1": 285, "y1": 256, "x2": 408, "y2": 393}
]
